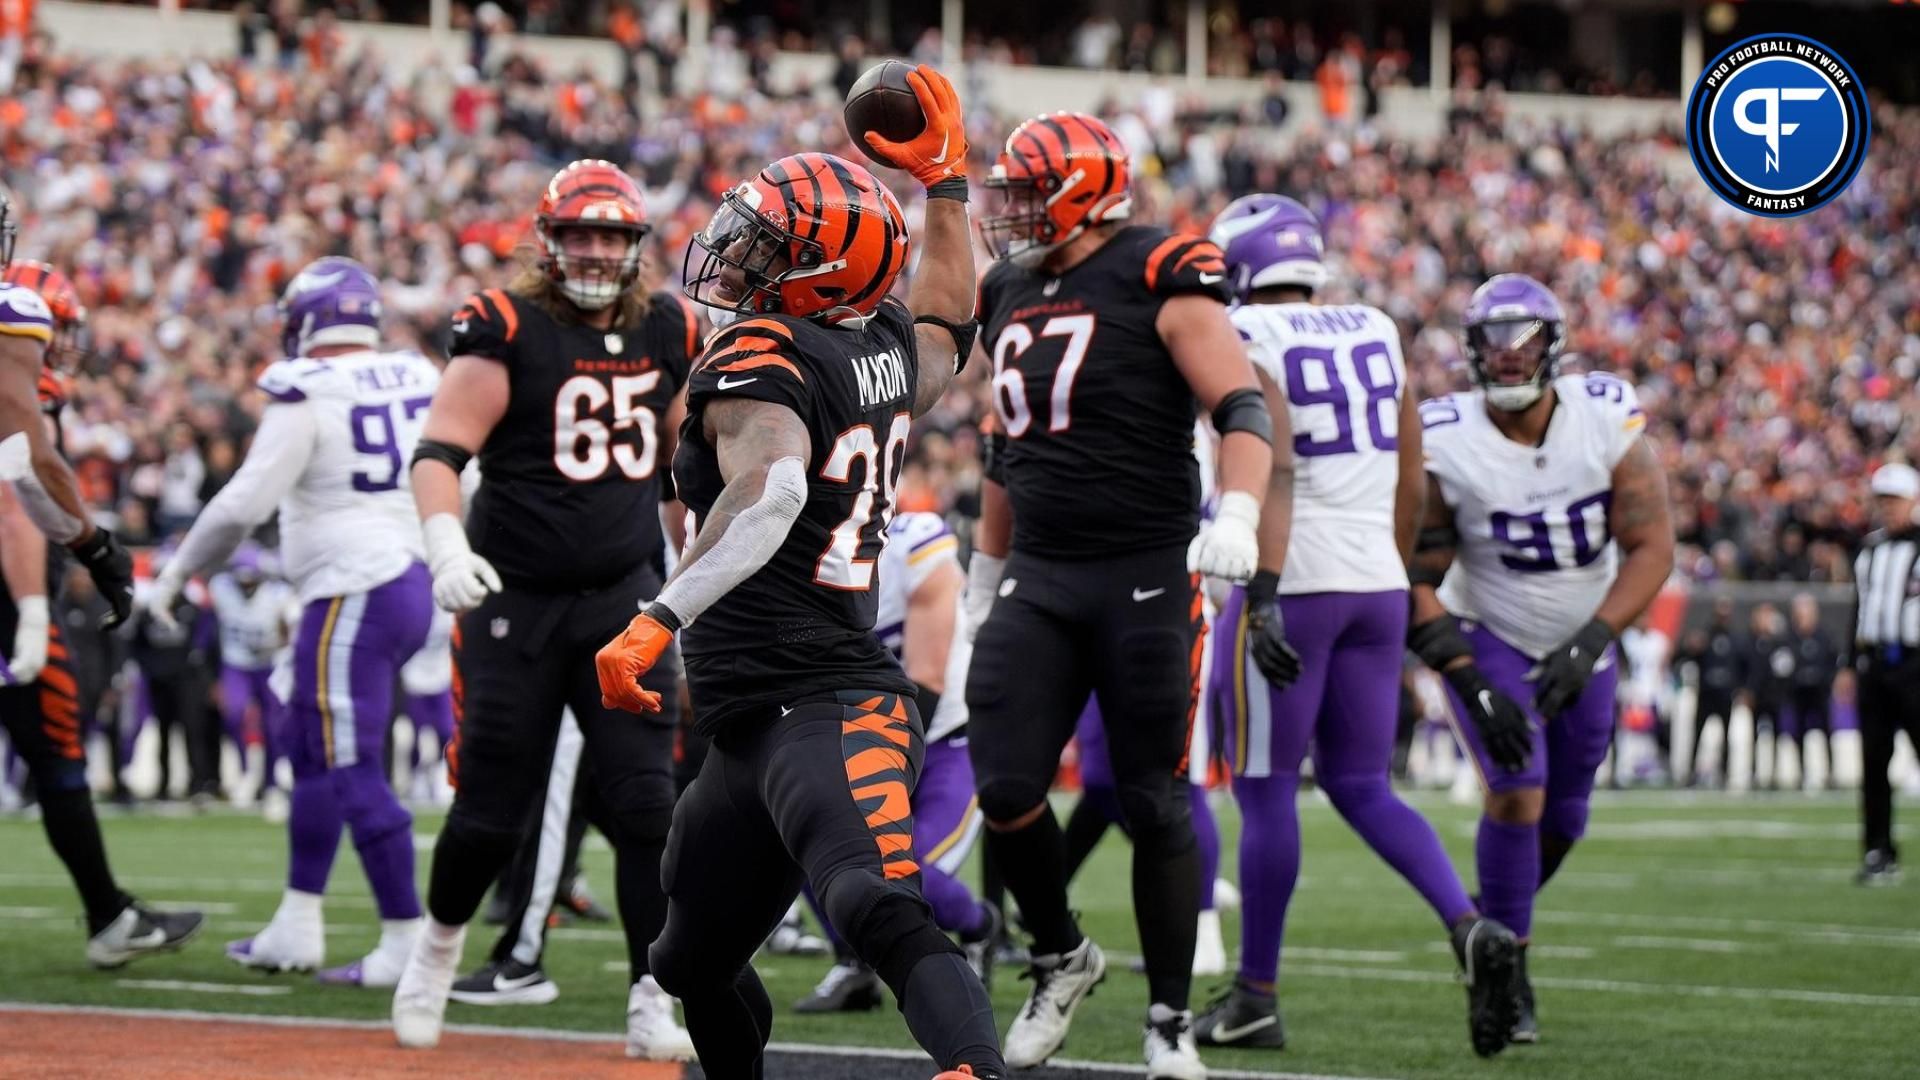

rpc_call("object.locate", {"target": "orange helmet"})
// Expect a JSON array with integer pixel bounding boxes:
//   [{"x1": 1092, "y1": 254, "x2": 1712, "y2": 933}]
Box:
[
  {"x1": 981, "y1": 112, "x2": 1132, "y2": 266},
  {"x1": 2, "y1": 259, "x2": 90, "y2": 372},
  {"x1": 535, "y1": 159, "x2": 651, "y2": 311},
  {"x1": 684, "y1": 152, "x2": 909, "y2": 327}
]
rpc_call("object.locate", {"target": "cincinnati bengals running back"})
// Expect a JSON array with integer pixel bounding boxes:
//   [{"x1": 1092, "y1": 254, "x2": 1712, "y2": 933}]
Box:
[
  {"x1": 966, "y1": 111, "x2": 1292, "y2": 1079},
  {"x1": 594, "y1": 66, "x2": 1005, "y2": 1080}
]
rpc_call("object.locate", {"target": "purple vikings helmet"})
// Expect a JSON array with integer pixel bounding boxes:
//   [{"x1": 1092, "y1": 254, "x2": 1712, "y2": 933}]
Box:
[
  {"x1": 1462, "y1": 273, "x2": 1566, "y2": 412},
  {"x1": 1206, "y1": 194, "x2": 1328, "y2": 303},
  {"x1": 229, "y1": 542, "x2": 265, "y2": 587},
  {"x1": 279, "y1": 256, "x2": 383, "y2": 358}
]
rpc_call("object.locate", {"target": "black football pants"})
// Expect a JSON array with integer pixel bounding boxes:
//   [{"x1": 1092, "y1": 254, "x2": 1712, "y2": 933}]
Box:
[{"x1": 1859, "y1": 657, "x2": 1920, "y2": 858}]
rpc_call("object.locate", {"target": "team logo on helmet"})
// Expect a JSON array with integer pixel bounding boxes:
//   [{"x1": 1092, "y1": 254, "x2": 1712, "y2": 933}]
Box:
[{"x1": 1685, "y1": 33, "x2": 1869, "y2": 218}]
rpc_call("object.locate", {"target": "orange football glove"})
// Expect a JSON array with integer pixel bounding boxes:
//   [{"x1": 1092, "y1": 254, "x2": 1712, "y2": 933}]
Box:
[
  {"x1": 596, "y1": 610, "x2": 673, "y2": 714},
  {"x1": 863, "y1": 64, "x2": 968, "y2": 187}
]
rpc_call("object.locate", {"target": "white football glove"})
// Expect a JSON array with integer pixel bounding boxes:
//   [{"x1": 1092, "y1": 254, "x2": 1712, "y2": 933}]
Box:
[
  {"x1": 4, "y1": 595, "x2": 48, "y2": 687},
  {"x1": 963, "y1": 552, "x2": 1006, "y2": 643},
  {"x1": 424, "y1": 513, "x2": 501, "y2": 613},
  {"x1": 1187, "y1": 490, "x2": 1261, "y2": 583},
  {"x1": 142, "y1": 572, "x2": 185, "y2": 633}
]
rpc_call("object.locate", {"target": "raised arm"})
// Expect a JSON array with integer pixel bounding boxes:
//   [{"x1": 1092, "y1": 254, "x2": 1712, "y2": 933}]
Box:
[
  {"x1": 597, "y1": 397, "x2": 811, "y2": 713},
  {"x1": 411, "y1": 356, "x2": 510, "y2": 612}
]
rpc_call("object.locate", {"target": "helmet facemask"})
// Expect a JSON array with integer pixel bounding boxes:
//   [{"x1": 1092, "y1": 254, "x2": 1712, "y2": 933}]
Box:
[
  {"x1": 1466, "y1": 318, "x2": 1561, "y2": 412},
  {"x1": 980, "y1": 169, "x2": 1059, "y2": 267},
  {"x1": 544, "y1": 222, "x2": 648, "y2": 311},
  {"x1": 683, "y1": 191, "x2": 832, "y2": 320}
]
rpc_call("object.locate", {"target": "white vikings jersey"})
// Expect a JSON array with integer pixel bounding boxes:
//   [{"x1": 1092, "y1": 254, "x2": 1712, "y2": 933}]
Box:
[
  {"x1": 1424, "y1": 371, "x2": 1646, "y2": 659},
  {"x1": 255, "y1": 351, "x2": 439, "y2": 601},
  {"x1": 875, "y1": 512, "x2": 968, "y2": 742},
  {"x1": 208, "y1": 573, "x2": 295, "y2": 669},
  {"x1": 1232, "y1": 301, "x2": 1409, "y2": 594}
]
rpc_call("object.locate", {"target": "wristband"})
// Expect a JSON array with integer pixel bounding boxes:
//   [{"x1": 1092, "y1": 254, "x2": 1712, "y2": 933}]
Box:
[{"x1": 926, "y1": 177, "x2": 969, "y2": 202}]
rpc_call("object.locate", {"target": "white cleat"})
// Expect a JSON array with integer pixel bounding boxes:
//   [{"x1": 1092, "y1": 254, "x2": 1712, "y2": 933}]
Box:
[
  {"x1": 392, "y1": 922, "x2": 465, "y2": 1049},
  {"x1": 626, "y1": 976, "x2": 696, "y2": 1061},
  {"x1": 1192, "y1": 910, "x2": 1228, "y2": 977},
  {"x1": 225, "y1": 919, "x2": 324, "y2": 973},
  {"x1": 1144, "y1": 1004, "x2": 1208, "y2": 1080},
  {"x1": 1004, "y1": 936, "x2": 1106, "y2": 1068}
]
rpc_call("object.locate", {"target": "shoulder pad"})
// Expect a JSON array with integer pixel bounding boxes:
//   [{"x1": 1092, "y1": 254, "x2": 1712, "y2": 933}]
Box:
[
  {"x1": 1417, "y1": 394, "x2": 1469, "y2": 434},
  {"x1": 0, "y1": 284, "x2": 54, "y2": 343},
  {"x1": 256, "y1": 358, "x2": 342, "y2": 403},
  {"x1": 1138, "y1": 230, "x2": 1232, "y2": 303},
  {"x1": 697, "y1": 317, "x2": 807, "y2": 382}
]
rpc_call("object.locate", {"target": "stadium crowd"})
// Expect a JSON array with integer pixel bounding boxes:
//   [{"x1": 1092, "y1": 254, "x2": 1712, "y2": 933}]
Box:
[{"x1": 0, "y1": 20, "x2": 1915, "y2": 799}]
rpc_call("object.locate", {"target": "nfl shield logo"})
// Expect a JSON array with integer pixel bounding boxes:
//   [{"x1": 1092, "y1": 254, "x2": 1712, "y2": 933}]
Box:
[
  {"x1": 490, "y1": 617, "x2": 510, "y2": 639},
  {"x1": 605, "y1": 333, "x2": 624, "y2": 354}
]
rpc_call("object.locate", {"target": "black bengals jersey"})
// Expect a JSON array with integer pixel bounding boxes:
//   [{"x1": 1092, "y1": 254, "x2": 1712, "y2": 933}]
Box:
[
  {"x1": 674, "y1": 297, "x2": 921, "y2": 736},
  {"x1": 978, "y1": 225, "x2": 1232, "y2": 560},
  {"x1": 450, "y1": 287, "x2": 698, "y2": 591}
]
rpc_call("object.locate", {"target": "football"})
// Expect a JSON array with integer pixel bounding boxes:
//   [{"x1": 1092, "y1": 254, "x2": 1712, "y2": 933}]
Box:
[{"x1": 844, "y1": 59, "x2": 924, "y2": 166}]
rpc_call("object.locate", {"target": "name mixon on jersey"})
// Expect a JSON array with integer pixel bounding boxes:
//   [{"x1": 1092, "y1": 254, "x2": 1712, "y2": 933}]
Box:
[{"x1": 852, "y1": 346, "x2": 909, "y2": 409}]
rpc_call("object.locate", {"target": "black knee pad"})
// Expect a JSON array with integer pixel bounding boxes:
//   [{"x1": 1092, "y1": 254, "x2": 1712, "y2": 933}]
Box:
[
  {"x1": 827, "y1": 883, "x2": 962, "y2": 995},
  {"x1": 1117, "y1": 773, "x2": 1194, "y2": 855},
  {"x1": 1118, "y1": 627, "x2": 1193, "y2": 715},
  {"x1": 976, "y1": 776, "x2": 1048, "y2": 825}
]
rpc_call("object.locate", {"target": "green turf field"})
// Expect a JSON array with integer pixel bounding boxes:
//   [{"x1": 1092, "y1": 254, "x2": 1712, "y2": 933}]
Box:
[{"x1": 0, "y1": 790, "x2": 1912, "y2": 1079}]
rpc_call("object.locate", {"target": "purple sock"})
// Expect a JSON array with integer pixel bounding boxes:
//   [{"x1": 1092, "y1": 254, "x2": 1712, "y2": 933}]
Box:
[
  {"x1": 921, "y1": 864, "x2": 986, "y2": 936},
  {"x1": 286, "y1": 771, "x2": 345, "y2": 895},
  {"x1": 1322, "y1": 771, "x2": 1474, "y2": 925},
  {"x1": 1476, "y1": 817, "x2": 1540, "y2": 940},
  {"x1": 1232, "y1": 773, "x2": 1300, "y2": 987},
  {"x1": 335, "y1": 764, "x2": 422, "y2": 920},
  {"x1": 1190, "y1": 784, "x2": 1220, "y2": 911}
]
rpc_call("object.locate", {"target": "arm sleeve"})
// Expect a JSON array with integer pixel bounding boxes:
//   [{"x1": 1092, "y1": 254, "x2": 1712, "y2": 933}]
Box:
[
  {"x1": 685, "y1": 317, "x2": 813, "y2": 419},
  {"x1": 167, "y1": 404, "x2": 319, "y2": 580}
]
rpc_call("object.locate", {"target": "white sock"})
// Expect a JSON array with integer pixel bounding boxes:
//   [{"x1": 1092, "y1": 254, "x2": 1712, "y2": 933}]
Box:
[
  {"x1": 424, "y1": 918, "x2": 464, "y2": 947},
  {"x1": 378, "y1": 918, "x2": 423, "y2": 956},
  {"x1": 275, "y1": 888, "x2": 324, "y2": 924}
]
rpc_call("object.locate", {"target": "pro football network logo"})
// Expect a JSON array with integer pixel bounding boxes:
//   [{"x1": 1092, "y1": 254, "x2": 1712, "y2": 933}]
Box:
[{"x1": 1685, "y1": 33, "x2": 1870, "y2": 217}]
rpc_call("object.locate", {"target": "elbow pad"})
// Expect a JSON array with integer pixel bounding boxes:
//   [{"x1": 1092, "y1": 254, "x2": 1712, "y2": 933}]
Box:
[
  {"x1": 411, "y1": 438, "x2": 474, "y2": 476},
  {"x1": 1211, "y1": 387, "x2": 1272, "y2": 444},
  {"x1": 915, "y1": 314, "x2": 979, "y2": 372}
]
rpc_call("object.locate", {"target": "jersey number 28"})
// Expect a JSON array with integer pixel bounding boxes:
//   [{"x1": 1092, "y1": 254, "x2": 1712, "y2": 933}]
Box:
[{"x1": 815, "y1": 413, "x2": 912, "y2": 590}]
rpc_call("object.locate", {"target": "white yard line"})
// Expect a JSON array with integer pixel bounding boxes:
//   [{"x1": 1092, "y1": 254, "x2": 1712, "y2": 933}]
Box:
[
  {"x1": 1611, "y1": 935, "x2": 1751, "y2": 953},
  {"x1": 1282, "y1": 962, "x2": 1920, "y2": 1008},
  {"x1": 111, "y1": 980, "x2": 293, "y2": 996},
  {"x1": 1532, "y1": 909, "x2": 1920, "y2": 942}
]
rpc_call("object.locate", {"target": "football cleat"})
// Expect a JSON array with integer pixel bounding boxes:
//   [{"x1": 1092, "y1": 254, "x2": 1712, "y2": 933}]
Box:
[
  {"x1": 794, "y1": 961, "x2": 885, "y2": 1013},
  {"x1": 226, "y1": 919, "x2": 324, "y2": 974},
  {"x1": 626, "y1": 976, "x2": 695, "y2": 1061},
  {"x1": 1143, "y1": 1004, "x2": 1207, "y2": 1080},
  {"x1": 557, "y1": 875, "x2": 613, "y2": 923},
  {"x1": 765, "y1": 901, "x2": 829, "y2": 956},
  {"x1": 1003, "y1": 936, "x2": 1106, "y2": 1068},
  {"x1": 1211, "y1": 878, "x2": 1241, "y2": 912},
  {"x1": 87, "y1": 904, "x2": 204, "y2": 969},
  {"x1": 1510, "y1": 943, "x2": 1538, "y2": 1044},
  {"x1": 392, "y1": 923, "x2": 465, "y2": 1049},
  {"x1": 1450, "y1": 916, "x2": 1521, "y2": 1058},
  {"x1": 449, "y1": 958, "x2": 560, "y2": 1006},
  {"x1": 1193, "y1": 981, "x2": 1284, "y2": 1049},
  {"x1": 961, "y1": 902, "x2": 1004, "y2": 989},
  {"x1": 1855, "y1": 849, "x2": 1902, "y2": 886}
]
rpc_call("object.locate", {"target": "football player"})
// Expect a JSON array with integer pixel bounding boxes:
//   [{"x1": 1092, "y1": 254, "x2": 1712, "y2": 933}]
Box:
[
  {"x1": 0, "y1": 251, "x2": 201, "y2": 967},
  {"x1": 391, "y1": 160, "x2": 699, "y2": 1059},
  {"x1": 595, "y1": 66, "x2": 1003, "y2": 1080},
  {"x1": 206, "y1": 544, "x2": 294, "y2": 812},
  {"x1": 146, "y1": 258, "x2": 440, "y2": 986},
  {"x1": 794, "y1": 510, "x2": 1001, "y2": 1012},
  {"x1": 1193, "y1": 195, "x2": 1520, "y2": 1057},
  {"x1": 1412, "y1": 274, "x2": 1675, "y2": 1042},
  {"x1": 966, "y1": 112, "x2": 1290, "y2": 1078}
]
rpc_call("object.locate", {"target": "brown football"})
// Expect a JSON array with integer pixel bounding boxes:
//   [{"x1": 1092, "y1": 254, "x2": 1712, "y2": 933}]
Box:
[{"x1": 844, "y1": 60, "x2": 925, "y2": 166}]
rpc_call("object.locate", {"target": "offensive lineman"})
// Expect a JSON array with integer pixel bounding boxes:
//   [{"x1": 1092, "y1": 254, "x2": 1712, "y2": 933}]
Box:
[
  {"x1": 1193, "y1": 195, "x2": 1520, "y2": 1057},
  {"x1": 967, "y1": 112, "x2": 1292, "y2": 1078},
  {"x1": 595, "y1": 66, "x2": 1004, "y2": 1079},
  {"x1": 392, "y1": 161, "x2": 699, "y2": 1058},
  {"x1": 1412, "y1": 274, "x2": 1674, "y2": 1042},
  {"x1": 146, "y1": 258, "x2": 439, "y2": 986}
]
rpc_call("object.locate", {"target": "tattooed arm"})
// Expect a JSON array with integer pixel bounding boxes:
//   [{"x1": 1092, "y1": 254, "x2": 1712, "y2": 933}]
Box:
[{"x1": 1593, "y1": 436, "x2": 1676, "y2": 633}]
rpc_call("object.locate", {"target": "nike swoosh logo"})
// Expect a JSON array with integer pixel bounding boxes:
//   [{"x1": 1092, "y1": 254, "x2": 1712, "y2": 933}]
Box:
[
  {"x1": 128, "y1": 928, "x2": 167, "y2": 949},
  {"x1": 930, "y1": 130, "x2": 951, "y2": 164},
  {"x1": 1198, "y1": 272, "x2": 1225, "y2": 284},
  {"x1": 715, "y1": 375, "x2": 758, "y2": 390},
  {"x1": 1211, "y1": 1015, "x2": 1278, "y2": 1041},
  {"x1": 1477, "y1": 689, "x2": 1494, "y2": 714},
  {"x1": 780, "y1": 704, "x2": 794, "y2": 717},
  {"x1": 1132, "y1": 587, "x2": 1166, "y2": 602},
  {"x1": 494, "y1": 971, "x2": 546, "y2": 990}
]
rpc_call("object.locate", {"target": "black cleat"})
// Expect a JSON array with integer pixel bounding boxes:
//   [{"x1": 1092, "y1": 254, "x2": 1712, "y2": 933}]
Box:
[
  {"x1": 449, "y1": 958, "x2": 560, "y2": 1005},
  {"x1": 793, "y1": 961, "x2": 885, "y2": 1013},
  {"x1": 87, "y1": 903, "x2": 204, "y2": 969},
  {"x1": 1193, "y1": 982, "x2": 1286, "y2": 1048},
  {"x1": 1450, "y1": 916, "x2": 1521, "y2": 1058},
  {"x1": 961, "y1": 902, "x2": 1004, "y2": 990},
  {"x1": 556, "y1": 875, "x2": 613, "y2": 922},
  {"x1": 1855, "y1": 850, "x2": 1902, "y2": 886},
  {"x1": 1510, "y1": 943, "x2": 1538, "y2": 1044}
]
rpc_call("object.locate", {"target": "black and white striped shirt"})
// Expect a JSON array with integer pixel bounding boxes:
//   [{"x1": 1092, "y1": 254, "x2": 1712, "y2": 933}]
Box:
[{"x1": 1854, "y1": 528, "x2": 1920, "y2": 649}]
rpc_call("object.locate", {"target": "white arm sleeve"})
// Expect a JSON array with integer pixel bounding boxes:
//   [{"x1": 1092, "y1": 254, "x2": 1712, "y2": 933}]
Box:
[
  {"x1": 654, "y1": 456, "x2": 806, "y2": 628},
  {"x1": 165, "y1": 404, "x2": 319, "y2": 583}
]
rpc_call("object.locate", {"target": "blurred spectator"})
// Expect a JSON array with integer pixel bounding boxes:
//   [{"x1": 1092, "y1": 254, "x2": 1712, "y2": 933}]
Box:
[{"x1": 1782, "y1": 592, "x2": 1839, "y2": 780}]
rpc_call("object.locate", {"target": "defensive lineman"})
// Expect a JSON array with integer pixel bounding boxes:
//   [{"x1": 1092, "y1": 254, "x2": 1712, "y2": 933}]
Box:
[
  {"x1": 1193, "y1": 195, "x2": 1520, "y2": 1057},
  {"x1": 148, "y1": 258, "x2": 439, "y2": 985},
  {"x1": 1411, "y1": 274, "x2": 1674, "y2": 1042}
]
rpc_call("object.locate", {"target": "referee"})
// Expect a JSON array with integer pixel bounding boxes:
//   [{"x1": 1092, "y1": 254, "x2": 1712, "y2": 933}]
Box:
[{"x1": 1852, "y1": 463, "x2": 1920, "y2": 885}]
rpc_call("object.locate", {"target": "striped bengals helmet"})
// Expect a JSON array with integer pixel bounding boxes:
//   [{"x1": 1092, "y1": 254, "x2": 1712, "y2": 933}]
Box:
[
  {"x1": 982, "y1": 112, "x2": 1132, "y2": 267},
  {"x1": 535, "y1": 160, "x2": 651, "y2": 311},
  {"x1": 684, "y1": 153, "x2": 909, "y2": 328},
  {"x1": 2, "y1": 258, "x2": 90, "y2": 371}
]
